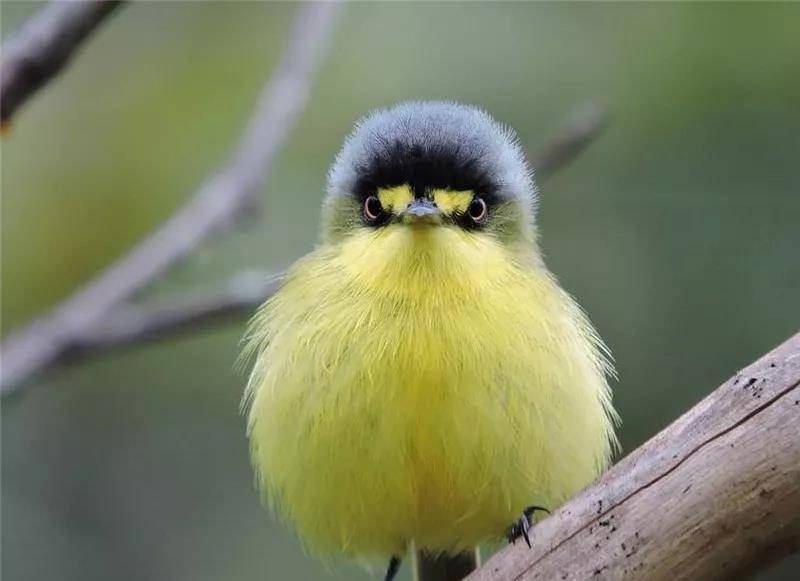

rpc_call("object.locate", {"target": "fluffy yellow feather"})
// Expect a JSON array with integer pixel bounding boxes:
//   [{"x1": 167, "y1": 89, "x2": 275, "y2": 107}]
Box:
[
  {"x1": 243, "y1": 102, "x2": 617, "y2": 567},
  {"x1": 244, "y1": 214, "x2": 616, "y2": 557}
]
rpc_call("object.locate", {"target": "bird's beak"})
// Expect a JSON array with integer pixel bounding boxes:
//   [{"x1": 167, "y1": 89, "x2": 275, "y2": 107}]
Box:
[{"x1": 401, "y1": 199, "x2": 441, "y2": 225}]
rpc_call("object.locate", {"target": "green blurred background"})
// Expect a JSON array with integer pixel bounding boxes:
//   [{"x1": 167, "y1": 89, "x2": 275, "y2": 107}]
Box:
[{"x1": 2, "y1": 2, "x2": 799, "y2": 580}]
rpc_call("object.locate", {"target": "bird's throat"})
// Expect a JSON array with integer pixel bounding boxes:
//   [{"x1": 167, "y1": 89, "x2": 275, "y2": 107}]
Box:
[{"x1": 336, "y1": 224, "x2": 515, "y2": 303}]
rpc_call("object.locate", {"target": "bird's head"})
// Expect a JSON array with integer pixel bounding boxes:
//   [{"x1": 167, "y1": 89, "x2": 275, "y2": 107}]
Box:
[{"x1": 322, "y1": 101, "x2": 539, "y2": 261}]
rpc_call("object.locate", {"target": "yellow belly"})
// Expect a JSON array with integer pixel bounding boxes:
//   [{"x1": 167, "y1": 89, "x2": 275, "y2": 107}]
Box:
[{"x1": 244, "y1": 225, "x2": 616, "y2": 557}]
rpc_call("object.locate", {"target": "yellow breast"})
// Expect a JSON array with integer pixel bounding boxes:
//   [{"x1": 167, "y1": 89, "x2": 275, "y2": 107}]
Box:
[{"x1": 244, "y1": 224, "x2": 617, "y2": 558}]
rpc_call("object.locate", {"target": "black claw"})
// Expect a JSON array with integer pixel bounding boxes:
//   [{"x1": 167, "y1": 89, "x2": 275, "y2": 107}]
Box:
[
  {"x1": 523, "y1": 505, "x2": 550, "y2": 518},
  {"x1": 507, "y1": 504, "x2": 550, "y2": 548},
  {"x1": 384, "y1": 556, "x2": 402, "y2": 581},
  {"x1": 522, "y1": 517, "x2": 532, "y2": 547}
]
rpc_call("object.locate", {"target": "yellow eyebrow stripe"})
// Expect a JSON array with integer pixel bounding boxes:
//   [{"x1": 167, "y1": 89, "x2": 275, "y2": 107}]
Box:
[
  {"x1": 376, "y1": 186, "x2": 475, "y2": 216},
  {"x1": 377, "y1": 185, "x2": 414, "y2": 214},
  {"x1": 432, "y1": 189, "x2": 474, "y2": 215}
]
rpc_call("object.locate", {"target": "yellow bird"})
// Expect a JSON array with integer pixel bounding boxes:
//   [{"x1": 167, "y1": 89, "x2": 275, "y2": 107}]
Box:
[{"x1": 243, "y1": 101, "x2": 618, "y2": 579}]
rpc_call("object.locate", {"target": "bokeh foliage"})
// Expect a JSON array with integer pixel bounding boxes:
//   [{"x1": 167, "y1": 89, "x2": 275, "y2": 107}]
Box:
[{"x1": 2, "y1": 2, "x2": 799, "y2": 580}]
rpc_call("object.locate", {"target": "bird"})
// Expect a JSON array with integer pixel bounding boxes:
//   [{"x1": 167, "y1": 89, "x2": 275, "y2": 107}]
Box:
[{"x1": 242, "y1": 101, "x2": 618, "y2": 580}]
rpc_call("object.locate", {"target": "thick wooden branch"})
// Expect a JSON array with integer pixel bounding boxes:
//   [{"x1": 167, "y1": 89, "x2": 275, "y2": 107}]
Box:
[
  {"x1": 0, "y1": 0, "x2": 124, "y2": 124},
  {"x1": 469, "y1": 331, "x2": 800, "y2": 580},
  {"x1": 0, "y1": 2, "x2": 342, "y2": 397}
]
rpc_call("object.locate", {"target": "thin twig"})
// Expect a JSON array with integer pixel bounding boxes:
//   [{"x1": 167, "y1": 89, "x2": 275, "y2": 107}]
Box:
[
  {"x1": 1, "y1": 0, "x2": 124, "y2": 125},
  {"x1": 0, "y1": 2, "x2": 342, "y2": 397},
  {"x1": 46, "y1": 104, "x2": 610, "y2": 362},
  {"x1": 62, "y1": 271, "x2": 284, "y2": 360},
  {"x1": 532, "y1": 101, "x2": 609, "y2": 180}
]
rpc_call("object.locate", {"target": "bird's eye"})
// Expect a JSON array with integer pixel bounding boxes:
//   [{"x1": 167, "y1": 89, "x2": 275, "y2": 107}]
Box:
[
  {"x1": 364, "y1": 195, "x2": 383, "y2": 221},
  {"x1": 467, "y1": 197, "x2": 488, "y2": 223}
]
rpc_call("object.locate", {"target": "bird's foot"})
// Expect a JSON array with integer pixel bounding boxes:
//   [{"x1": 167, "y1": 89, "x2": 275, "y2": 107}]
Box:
[
  {"x1": 384, "y1": 555, "x2": 402, "y2": 581},
  {"x1": 506, "y1": 505, "x2": 550, "y2": 548}
]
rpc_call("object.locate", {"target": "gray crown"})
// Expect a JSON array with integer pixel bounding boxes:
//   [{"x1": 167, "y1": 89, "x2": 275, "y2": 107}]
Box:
[{"x1": 326, "y1": 101, "x2": 537, "y2": 216}]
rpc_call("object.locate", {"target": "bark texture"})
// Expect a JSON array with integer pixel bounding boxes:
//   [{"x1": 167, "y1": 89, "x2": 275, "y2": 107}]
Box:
[{"x1": 468, "y1": 332, "x2": 800, "y2": 581}]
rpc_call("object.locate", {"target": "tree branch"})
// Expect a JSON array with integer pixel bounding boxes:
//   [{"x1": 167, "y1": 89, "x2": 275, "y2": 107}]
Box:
[
  {"x1": 0, "y1": 2, "x2": 342, "y2": 397},
  {"x1": 468, "y1": 331, "x2": 800, "y2": 580},
  {"x1": 0, "y1": 0, "x2": 124, "y2": 125},
  {"x1": 60, "y1": 271, "x2": 284, "y2": 360},
  {"x1": 531, "y1": 101, "x2": 608, "y2": 181}
]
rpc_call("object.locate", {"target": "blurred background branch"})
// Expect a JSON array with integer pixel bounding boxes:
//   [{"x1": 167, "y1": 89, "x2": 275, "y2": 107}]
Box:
[
  {"x1": 61, "y1": 271, "x2": 284, "y2": 360},
  {"x1": 0, "y1": 0, "x2": 124, "y2": 125},
  {"x1": 0, "y1": 1, "x2": 342, "y2": 396},
  {"x1": 531, "y1": 101, "x2": 609, "y2": 181}
]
